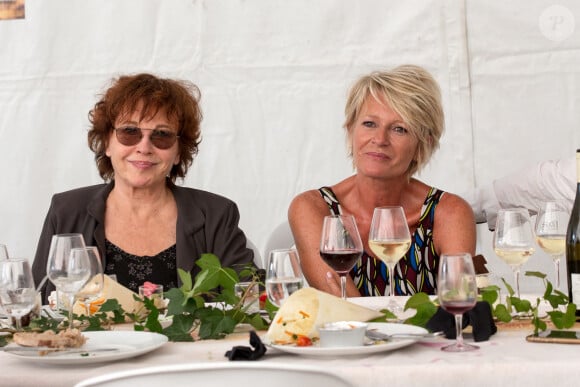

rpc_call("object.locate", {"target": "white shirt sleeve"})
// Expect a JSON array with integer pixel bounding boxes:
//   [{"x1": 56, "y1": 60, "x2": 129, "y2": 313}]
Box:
[{"x1": 465, "y1": 158, "x2": 576, "y2": 230}]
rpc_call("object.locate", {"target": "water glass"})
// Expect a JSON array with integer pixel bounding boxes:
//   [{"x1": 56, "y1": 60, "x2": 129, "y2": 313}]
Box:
[{"x1": 265, "y1": 249, "x2": 304, "y2": 307}]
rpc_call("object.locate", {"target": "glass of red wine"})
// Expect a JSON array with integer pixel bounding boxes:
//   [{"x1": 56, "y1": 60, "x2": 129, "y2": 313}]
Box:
[
  {"x1": 437, "y1": 253, "x2": 479, "y2": 352},
  {"x1": 319, "y1": 215, "x2": 363, "y2": 299}
]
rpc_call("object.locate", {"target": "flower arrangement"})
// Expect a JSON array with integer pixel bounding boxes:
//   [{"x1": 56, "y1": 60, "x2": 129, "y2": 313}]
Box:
[
  {"x1": 401, "y1": 271, "x2": 577, "y2": 336},
  {"x1": 24, "y1": 254, "x2": 271, "y2": 341}
]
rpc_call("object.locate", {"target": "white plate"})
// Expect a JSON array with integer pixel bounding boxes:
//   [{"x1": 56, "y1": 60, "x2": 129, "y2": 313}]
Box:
[
  {"x1": 4, "y1": 331, "x2": 167, "y2": 365},
  {"x1": 265, "y1": 323, "x2": 426, "y2": 357}
]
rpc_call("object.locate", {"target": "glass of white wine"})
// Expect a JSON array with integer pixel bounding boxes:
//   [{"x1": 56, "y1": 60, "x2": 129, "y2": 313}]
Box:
[
  {"x1": 534, "y1": 201, "x2": 569, "y2": 290},
  {"x1": 368, "y1": 206, "x2": 411, "y2": 312},
  {"x1": 493, "y1": 208, "x2": 535, "y2": 299}
]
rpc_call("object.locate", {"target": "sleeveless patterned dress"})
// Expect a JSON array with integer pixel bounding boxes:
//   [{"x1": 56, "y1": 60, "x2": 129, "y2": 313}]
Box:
[{"x1": 318, "y1": 186, "x2": 444, "y2": 296}]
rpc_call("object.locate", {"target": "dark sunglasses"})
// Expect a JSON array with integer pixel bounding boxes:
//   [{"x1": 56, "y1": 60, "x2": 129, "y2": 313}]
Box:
[{"x1": 114, "y1": 126, "x2": 179, "y2": 150}]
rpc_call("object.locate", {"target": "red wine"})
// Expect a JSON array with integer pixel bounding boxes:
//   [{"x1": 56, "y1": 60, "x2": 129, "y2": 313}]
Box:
[
  {"x1": 441, "y1": 301, "x2": 475, "y2": 315},
  {"x1": 320, "y1": 250, "x2": 361, "y2": 273}
]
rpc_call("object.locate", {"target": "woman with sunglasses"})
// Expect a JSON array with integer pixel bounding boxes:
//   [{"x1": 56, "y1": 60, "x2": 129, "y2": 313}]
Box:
[{"x1": 32, "y1": 73, "x2": 255, "y2": 302}]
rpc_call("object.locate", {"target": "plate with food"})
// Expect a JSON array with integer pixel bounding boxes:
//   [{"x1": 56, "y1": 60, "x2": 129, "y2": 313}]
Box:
[
  {"x1": 265, "y1": 322, "x2": 427, "y2": 357},
  {"x1": 3, "y1": 329, "x2": 167, "y2": 365},
  {"x1": 263, "y1": 288, "x2": 427, "y2": 357}
]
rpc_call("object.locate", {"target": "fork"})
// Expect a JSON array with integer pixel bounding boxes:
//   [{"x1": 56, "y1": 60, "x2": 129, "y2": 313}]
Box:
[{"x1": 365, "y1": 329, "x2": 444, "y2": 341}]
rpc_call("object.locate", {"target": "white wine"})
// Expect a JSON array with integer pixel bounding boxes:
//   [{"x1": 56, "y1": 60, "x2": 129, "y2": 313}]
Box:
[
  {"x1": 494, "y1": 247, "x2": 534, "y2": 266},
  {"x1": 566, "y1": 149, "x2": 580, "y2": 314},
  {"x1": 536, "y1": 235, "x2": 566, "y2": 257},
  {"x1": 369, "y1": 239, "x2": 411, "y2": 265}
]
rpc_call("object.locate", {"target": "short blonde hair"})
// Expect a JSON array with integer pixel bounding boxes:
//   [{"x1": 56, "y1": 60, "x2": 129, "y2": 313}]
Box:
[{"x1": 344, "y1": 65, "x2": 444, "y2": 176}]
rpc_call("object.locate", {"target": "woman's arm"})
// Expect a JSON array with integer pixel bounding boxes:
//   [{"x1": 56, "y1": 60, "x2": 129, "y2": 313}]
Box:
[
  {"x1": 288, "y1": 191, "x2": 361, "y2": 297},
  {"x1": 432, "y1": 192, "x2": 477, "y2": 258}
]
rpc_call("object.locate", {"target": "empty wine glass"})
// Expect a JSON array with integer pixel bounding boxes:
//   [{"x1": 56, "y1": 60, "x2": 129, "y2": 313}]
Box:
[
  {"x1": 493, "y1": 208, "x2": 535, "y2": 299},
  {"x1": 0, "y1": 259, "x2": 38, "y2": 330},
  {"x1": 319, "y1": 215, "x2": 363, "y2": 299},
  {"x1": 368, "y1": 206, "x2": 411, "y2": 312},
  {"x1": 74, "y1": 247, "x2": 104, "y2": 316},
  {"x1": 534, "y1": 201, "x2": 569, "y2": 290},
  {"x1": 265, "y1": 249, "x2": 304, "y2": 307},
  {"x1": 46, "y1": 234, "x2": 86, "y2": 311},
  {"x1": 47, "y1": 241, "x2": 92, "y2": 327},
  {"x1": 437, "y1": 253, "x2": 479, "y2": 352},
  {"x1": 0, "y1": 244, "x2": 9, "y2": 260}
]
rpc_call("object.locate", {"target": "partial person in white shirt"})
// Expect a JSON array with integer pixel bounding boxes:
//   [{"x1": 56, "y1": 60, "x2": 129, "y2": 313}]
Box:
[{"x1": 465, "y1": 157, "x2": 575, "y2": 230}]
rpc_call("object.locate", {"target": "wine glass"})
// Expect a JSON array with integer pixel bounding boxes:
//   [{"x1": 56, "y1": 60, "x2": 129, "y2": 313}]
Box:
[
  {"x1": 534, "y1": 201, "x2": 569, "y2": 290},
  {"x1": 74, "y1": 247, "x2": 104, "y2": 316},
  {"x1": 437, "y1": 253, "x2": 479, "y2": 352},
  {"x1": 319, "y1": 215, "x2": 363, "y2": 299},
  {"x1": 0, "y1": 244, "x2": 9, "y2": 260},
  {"x1": 493, "y1": 208, "x2": 535, "y2": 299},
  {"x1": 46, "y1": 234, "x2": 86, "y2": 311},
  {"x1": 368, "y1": 206, "x2": 411, "y2": 311},
  {"x1": 265, "y1": 248, "x2": 304, "y2": 307},
  {"x1": 47, "y1": 242, "x2": 92, "y2": 326},
  {"x1": 0, "y1": 259, "x2": 38, "y2": 330}
]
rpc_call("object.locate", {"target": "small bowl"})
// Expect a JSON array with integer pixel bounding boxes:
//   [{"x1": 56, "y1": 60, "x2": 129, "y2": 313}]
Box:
[{"x1": 318, "y1": 321, "x2": 368, "y2": 348}]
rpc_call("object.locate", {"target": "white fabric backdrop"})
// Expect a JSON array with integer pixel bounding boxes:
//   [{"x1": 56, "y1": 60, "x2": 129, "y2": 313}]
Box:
[{"x1": 0, "y1": 0, "x2": 578, "y2": 292}]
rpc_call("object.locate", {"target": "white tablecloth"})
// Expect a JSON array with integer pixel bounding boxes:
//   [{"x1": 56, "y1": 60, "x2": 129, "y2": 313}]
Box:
[{"x1": 2, "y1": 296, "x2": 579, "y2": 387}]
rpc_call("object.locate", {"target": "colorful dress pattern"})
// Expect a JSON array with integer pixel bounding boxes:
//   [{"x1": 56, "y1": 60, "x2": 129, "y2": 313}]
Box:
[{"x1": 318, "y1": 186, "x2": 444, "y2": 296}]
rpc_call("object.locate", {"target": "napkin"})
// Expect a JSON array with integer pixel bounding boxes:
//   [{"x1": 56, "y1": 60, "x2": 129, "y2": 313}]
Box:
[
  {"x1": 225, "y1": 331, "x2": 267, "y2": 361},
  {"x1": 70, "y1": 275, "x2": 139, "y2": 316},
  {"x1": 426, "y1": 301, "x2": 497, "y2": 342}
]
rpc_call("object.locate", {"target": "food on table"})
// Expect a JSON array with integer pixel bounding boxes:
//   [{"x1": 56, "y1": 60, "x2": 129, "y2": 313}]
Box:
[
  {"x1": 13, "y1": 328, "x2": 87, "y2": 351},
  {"x1": 62, "y1": 275, "x2": 137, "y2": 316},
  {"x1": 266, "y1": 288, "x2": 382, "y2": 345}
]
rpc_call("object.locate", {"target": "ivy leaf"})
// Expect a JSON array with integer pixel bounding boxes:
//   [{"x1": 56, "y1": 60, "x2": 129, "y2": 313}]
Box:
[
  {"x1": 480, "y1": 285, "x2": 500, "y2": 305},
  {"x1": 403, "y1": 293, "x2": 437, "y2": 327},
  {"x1": 163, "y1": 314, "x2": 195, "y2": 342},
  {"x1": 525, "y1": 271, "x2": 547, "y2": 280},
  {"x1": 178, "y1": 268, "x2": 193, "y2": 292},
  {"x1": 191, "y1": 254, "x2": 240, "y2": 294},
  {"x1": 510, "y1": 297, "x2": 532, "y2": 313},
  {"x1": 501, "y1": 278, "x2": 515, "y2": 297},
  {"x1": 548, "y1": 303, "x2": 578, "y2": 329},
  {"x1": 494, "y1": 304, "x2": 512, "y2": 322},
  {"x1": 197, "y1": 309, "x2": 237, "y2": 339}
]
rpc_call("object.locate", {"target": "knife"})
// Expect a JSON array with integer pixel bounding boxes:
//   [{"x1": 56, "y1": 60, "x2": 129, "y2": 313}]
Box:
[{"x1": 1, "y1": 346, "x2": 120, "y2": 355}]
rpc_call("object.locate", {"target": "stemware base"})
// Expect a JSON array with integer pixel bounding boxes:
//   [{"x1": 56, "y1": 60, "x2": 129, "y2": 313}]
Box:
[
  {"x1": 441, "y1": 342, "x2": 479, "y2": 352},
  {"x1": 386, "y1": 298, "x2": 402, "y2": 314}
]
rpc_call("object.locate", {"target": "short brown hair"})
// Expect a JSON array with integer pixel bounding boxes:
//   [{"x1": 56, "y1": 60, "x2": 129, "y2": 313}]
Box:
[
  {"x1": 88, "y1": 73, "x2": 202, "y2": 182},
  {"x1": 344, "y1": 65, "x2": 444, "y2": 176}
]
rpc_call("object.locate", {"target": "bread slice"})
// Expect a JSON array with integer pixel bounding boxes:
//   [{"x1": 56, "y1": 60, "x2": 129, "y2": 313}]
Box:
[
  {"x1": 13, "y1": 328, "x2": 86, "y2": 349},
  {"x1": 266, "y1": 288, "x2": 382, "y2": 344}
]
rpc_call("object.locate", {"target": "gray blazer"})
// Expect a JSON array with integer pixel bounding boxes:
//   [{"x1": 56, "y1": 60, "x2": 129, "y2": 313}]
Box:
[{"x1": 32, "y1": 181, "x2": 255, "y2": 301}]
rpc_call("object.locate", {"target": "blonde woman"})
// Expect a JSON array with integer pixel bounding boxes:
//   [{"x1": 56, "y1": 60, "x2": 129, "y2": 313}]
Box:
[{"x1": 289, "y1": 65, "x2": 476, "y2": 297}]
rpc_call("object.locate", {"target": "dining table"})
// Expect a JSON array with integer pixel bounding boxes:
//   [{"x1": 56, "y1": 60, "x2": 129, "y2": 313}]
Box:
[{"x1": 1, "y1": 295, "x2": 580, "y2": 387}]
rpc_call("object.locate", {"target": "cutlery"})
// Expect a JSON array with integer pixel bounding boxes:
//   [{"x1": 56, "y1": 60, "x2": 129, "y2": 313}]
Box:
[
  {"x1": 1, "y1": 346, "x2": 120, "y2": 355},
  {"x1": 365, "y1": 329, "x2": 444, "y2": 341}
]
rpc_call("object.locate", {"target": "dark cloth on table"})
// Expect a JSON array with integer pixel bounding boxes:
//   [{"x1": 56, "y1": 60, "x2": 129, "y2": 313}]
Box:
[
  {"x1": 426, "y1": 301, "x2": 497, "y2": 342},
  {"x1": 32, "y1": 180, "x2": 255, "y2": 303},
  {"x1": 225, "y1": 331, "x2": 267, "y2": 361}
]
